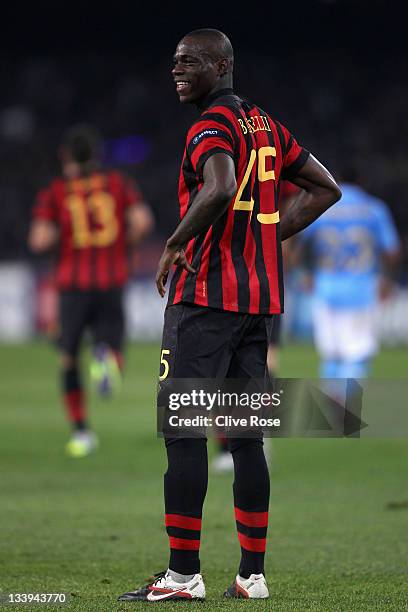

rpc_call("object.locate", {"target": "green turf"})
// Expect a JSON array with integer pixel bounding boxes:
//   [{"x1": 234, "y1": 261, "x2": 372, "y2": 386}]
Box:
[{"x1": 0, "y1": 342, "x2": 407, "y2": 611}]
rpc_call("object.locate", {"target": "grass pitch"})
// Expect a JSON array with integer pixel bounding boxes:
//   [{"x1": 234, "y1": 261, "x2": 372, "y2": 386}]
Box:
[{"x1": 0, "y1": 341, "x2": 407, "y2": 611}]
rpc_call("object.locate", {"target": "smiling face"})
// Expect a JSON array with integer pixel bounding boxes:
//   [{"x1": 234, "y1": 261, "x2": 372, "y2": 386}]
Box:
[{"x1": 172, "y1": 37, "x2": 226, "y2": 105}]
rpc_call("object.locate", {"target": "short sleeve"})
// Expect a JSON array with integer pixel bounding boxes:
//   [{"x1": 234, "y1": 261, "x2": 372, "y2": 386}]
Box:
[
  {"x1": 277, "y1": 122, "x2": 310, "y2": 180},
  {"x1": 32, "y1": 187, "x2": 57, "y2": 222},
  {"x1": 187, "y1": 114, "x2": 235, "y2": 177},
  {"x1": 373, "y1": 200, "x2": 400, "y2": 253}
]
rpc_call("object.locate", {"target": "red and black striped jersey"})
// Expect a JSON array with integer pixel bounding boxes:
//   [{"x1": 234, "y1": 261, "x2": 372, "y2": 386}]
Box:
[
  {"x1": 168, "y1": 88, "x2": 309, "y2": 314},
  {"x1": 32, "y1": 170, "x2": 143, "y2": 290}
]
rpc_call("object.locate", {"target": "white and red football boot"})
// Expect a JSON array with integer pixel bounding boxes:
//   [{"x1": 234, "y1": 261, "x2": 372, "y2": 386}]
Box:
[
  {"x1": 118, "y1": 570, "x2": 206, "y2": 602},
  {"x1": 224, "y1": 573, "x2": 269, "y2": 599}
]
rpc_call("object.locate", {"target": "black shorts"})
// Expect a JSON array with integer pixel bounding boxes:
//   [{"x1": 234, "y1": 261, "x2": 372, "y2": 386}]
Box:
[
  {"x1": 268, "y1": 314, "x2": 281, "y2": 347},
  {"x1": 159, "y1": 302, "x2": 273, "y2": 380},
  {"x1": 59, "y1": 288, "x2": 124, "y2": 357},
  {"x1": 159, "y1": 303, "x2": 273, "y2": 445}
]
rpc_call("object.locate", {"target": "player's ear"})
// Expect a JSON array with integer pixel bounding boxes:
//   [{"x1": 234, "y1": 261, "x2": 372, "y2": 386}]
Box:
[{"x1": 217, "y1": 58, "x2": 230, "y2": 77}]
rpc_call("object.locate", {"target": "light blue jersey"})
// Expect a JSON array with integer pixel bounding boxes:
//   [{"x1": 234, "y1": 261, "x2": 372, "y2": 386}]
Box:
[{"x1": 302, "y1": 183, "x2": 400, "y2": 308}]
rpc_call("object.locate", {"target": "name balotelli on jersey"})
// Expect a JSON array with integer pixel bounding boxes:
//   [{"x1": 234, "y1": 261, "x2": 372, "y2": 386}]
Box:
[{"x1": 168, "y1": 88, "x2": 309, "y2": 315}]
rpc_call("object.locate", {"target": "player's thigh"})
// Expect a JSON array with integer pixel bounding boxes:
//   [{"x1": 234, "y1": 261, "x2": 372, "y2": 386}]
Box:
[
  {"x1": 59, "y1": 290, "x2": 91, "y2": 357},
  {"x1": 227, "y1": 315, "x2": 271, "y2": 379},
  {"x1": 91, "y1": 288, "x2": 125, "y2": 351},
  {"x1": 159, "y1": 304, "x2": 237, "y2": 446},
  {"x1": 224, "y1": 317, "x2": 270, "y2": 445},
  {"x1": 159, "y1": 303, "x2": 237, "y2": 380},
  {"x1": 268, "y1": 314, "x2": 282, "y2": 347}
]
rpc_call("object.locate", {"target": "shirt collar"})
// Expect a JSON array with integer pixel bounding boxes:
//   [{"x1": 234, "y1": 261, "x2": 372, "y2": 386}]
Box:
[{"x1": 199, "y1": 88, "x2": 234, "y2": 111}]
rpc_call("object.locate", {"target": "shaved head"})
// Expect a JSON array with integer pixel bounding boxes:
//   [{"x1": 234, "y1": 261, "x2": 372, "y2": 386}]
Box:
[
  {"x1": 173, "y1": 29, "x2": 234, "y2": 105},
  {"x1": 181, "y1": 28, "x2": 234, "y2": 67}
]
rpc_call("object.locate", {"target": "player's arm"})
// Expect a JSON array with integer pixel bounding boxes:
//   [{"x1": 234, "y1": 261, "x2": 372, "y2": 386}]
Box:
[
  {"x1": 126, "y1": 202, "x2": 155, "y2": 246},
  {"x1": 280, "y1": 154, "x2": 341, "y2": 241},
  {"x1": 156, "y1": 153, "x2": 236, "y2": 297},
  {"x1": 28, "y1": 219, "x2": 59, "y2": 253}
]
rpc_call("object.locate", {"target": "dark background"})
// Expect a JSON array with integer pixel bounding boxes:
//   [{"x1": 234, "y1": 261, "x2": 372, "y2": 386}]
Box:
[{"x1": 1, "y1": 0, "x2": 407, "y2": 275}]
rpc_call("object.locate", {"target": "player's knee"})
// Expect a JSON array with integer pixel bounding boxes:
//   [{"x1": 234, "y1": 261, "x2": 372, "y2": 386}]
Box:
[
  {"x1": 228, "y1": 437, "x2": 264, "y2": 455},
  {"x1": 165, "y1": 437, "x2": 207, "y2": 456}
]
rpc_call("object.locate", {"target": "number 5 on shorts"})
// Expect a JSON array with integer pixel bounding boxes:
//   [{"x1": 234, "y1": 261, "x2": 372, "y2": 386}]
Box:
[{"x1": 159, "y1": 349, "x2": 170, "y2": 380}]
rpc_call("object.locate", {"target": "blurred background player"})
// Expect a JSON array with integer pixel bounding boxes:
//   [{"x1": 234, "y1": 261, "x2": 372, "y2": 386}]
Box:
[
  {"x1": 28, "y1": 124, "x2": 154, "y2": 457},
  {"x1": 299, "y1": 164, "x2": 400, "y2": 380}
]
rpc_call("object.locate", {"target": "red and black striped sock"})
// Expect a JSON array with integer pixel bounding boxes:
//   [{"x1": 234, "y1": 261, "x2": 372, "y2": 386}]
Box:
[
  {"x1": 165, "y1": 513, "x2": 202, "y2": 575},
  {"x1": 164, "y1": 438, "x2": 208, "y2": 575},
  {"x1": 62, "y1": 367, "x2": 87, "y2": 431},
  {"x1": 231, "y1": 439, "x2": 270, "y2": 578},
  {"x1": 235, "y1": 507, "x2": 268, "y2": 577}
]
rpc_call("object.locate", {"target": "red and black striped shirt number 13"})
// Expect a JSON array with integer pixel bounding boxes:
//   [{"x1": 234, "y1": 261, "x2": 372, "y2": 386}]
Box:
[{"x1": 33, "y1": 171, "x2": 142, "y2": 290}]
